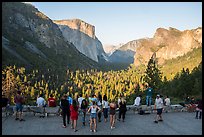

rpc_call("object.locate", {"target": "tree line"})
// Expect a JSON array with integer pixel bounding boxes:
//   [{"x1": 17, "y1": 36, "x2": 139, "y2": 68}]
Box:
[{"x1": 2, "y1": 57, "x2": 202, "y2": 105}]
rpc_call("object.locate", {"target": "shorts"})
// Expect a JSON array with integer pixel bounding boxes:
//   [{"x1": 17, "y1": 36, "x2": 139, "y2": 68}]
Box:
[
  {"x1": 90, "y1": 113, "x2": 97, "y2": 119},
  {"x1": 109, "y1": 109, "x2": 116, "y2": 115},
  {"x1": 157, "y1": 108, "x2": 163, "y2": 115},
  {"x1": 16, "y1": 104, "x2": 23, "y2": 112}
]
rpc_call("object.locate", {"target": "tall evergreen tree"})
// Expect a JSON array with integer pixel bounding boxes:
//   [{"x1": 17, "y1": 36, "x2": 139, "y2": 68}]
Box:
[{"x1": 143, "y1": 52, "x2": 163, "y2": 92}]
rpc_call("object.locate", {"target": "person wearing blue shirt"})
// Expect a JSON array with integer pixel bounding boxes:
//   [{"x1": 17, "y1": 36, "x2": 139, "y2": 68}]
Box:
[{"x1": 67, "y1": 94, "x2": 73, "y2": 105}]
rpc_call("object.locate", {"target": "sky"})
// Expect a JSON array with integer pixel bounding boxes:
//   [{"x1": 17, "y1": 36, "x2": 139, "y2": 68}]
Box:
[{"x1": 31, "y1": 2, "x2": 202, "y2": 46}]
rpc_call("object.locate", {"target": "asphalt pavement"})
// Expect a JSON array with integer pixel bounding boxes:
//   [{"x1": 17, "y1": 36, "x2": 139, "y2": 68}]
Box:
[{"x1": 2, "y1": 111, "x2": 202, "y2": 135}]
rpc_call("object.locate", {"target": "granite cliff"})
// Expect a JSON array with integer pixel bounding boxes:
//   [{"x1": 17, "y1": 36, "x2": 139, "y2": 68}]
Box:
[{"x1": 54, "y1": 19, "x2": 108, "y2": 62}]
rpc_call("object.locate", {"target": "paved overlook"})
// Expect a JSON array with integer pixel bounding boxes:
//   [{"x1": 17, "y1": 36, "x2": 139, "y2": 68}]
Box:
[{"x1": 2, "y1": 111, "x2": 202, "y2": 135}]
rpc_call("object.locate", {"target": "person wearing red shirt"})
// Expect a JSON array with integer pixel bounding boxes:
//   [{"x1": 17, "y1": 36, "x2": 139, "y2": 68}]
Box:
[
  {"x1": 48, "y1": 94, "x2": 56, "y2": 107},
  {"x1": 70, "y1": 100, "x2": 79, "y2": 132}
]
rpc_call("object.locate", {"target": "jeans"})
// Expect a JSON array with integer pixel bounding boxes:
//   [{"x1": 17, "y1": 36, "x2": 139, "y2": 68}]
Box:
[
  {"x1": 196, "y1": 110, "x2": 202, "y2": 119},
  {"x1": 62, "y1": 109, "x2": 70, "y2": 126},
  {"x1": 103, "y1": 108, "x2": 108, "y2": 118},
  {"x1": 146, "y1": 96, "x2": 152, "y2": 106},
  {"x1": 81, "y1": 109, "x2": 86, "y2": 123}
]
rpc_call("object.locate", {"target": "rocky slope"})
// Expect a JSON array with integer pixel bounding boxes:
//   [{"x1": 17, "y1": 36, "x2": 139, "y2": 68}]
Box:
[
  {"x1": 109, "y1": 27, "x2": 202, "y2": 66},
  {"x1": 134, "y1": 27, "x2": 202, "y2": 66},
  {"x1": 53, "y1": 19, "x2": 108, "y2": 62},
  {"x1": 2, "y1": 2, "x2": 100, "y2": 70}
]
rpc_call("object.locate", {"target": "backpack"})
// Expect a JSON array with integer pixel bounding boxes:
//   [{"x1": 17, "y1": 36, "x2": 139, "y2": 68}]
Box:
[{"x1": 139, "y1": 109, "x2": 144, "y2": 115}]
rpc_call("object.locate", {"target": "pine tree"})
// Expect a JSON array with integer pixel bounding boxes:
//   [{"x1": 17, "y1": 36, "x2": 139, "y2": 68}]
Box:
[{"x1": 143, "y1": 52, "x2": 163, "y2": 91}]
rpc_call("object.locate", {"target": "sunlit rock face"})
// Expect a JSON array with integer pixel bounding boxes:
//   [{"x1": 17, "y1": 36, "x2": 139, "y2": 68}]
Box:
[
  {"x1": 54, "y1": 19, "x2": 108, "y2": 62},
  {"x1": 133, "y1": 27, "x2": 202, "y2": 66}
]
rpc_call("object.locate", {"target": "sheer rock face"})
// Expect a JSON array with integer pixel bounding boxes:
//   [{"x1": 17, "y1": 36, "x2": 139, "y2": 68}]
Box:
[
  {"x1": 54, "y1": 19, "x2": 107, "y2": 62},
  {"x1": 54, "y1": 19, "x2": 95, "y2": 38},
  {"x1": 133, "y1": 27, "x2": 202, "y2": 66},
  {"x1": 2, "y1": 2, "x2": 100, "y2": 70}
]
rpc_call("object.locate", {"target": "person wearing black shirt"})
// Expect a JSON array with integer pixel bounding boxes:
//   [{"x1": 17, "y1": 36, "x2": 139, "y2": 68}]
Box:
[
  {"x1": 118, "y1": 97, "x2": 127, "y2": 122},
  {"x1": 60, "y1": 94, "x2": 70, "y2": 128}
]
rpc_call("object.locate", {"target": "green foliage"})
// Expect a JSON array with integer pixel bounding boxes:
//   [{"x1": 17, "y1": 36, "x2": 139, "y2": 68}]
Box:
[{"x1": 143, "y1": 53, "x2": 163, "y2": 91}]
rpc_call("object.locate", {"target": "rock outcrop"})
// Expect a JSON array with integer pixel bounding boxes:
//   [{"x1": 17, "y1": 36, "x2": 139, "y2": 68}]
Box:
[
  {"x1": 109, "y1": 27, "x2": 202, "y2": 66},
  {"x1": 2, "y1": 2, "x2": 100, "y2": 70},
  {"x1": 134, "y1": 27, "x2": 202, "y2": 66},
  {"x1": 54, "y1": 19, "x2": 108, "y2": 62}
]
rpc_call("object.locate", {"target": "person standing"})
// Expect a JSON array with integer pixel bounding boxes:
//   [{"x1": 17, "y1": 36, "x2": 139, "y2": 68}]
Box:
[
  {"x1": 70, "y1": 100, "x2": 79, "y2": 132},
  {"x1": 97, "y1": 94, "x2": 102, "y2": 122},
  {"x1": 87, "y1": 101, "x2": 101, "y2": 132},
  {"x1": 14, "y1": 91, "x2": 25, "y2": 121},
  {"x1": 195, "y1": 99, "x2": 202, "y2": 119},
  {"x1": 109, "y1": 101, "x2": 116, "y2": 129},
  {"x1": 60, "y1": 94, "x2": 70, "y2": 128},
  {"x1": 102, "y1": 95, "x2": 109, "y2": 123},
  {"x1": 154, "y1": 94, "x2": 164, "y2": 123},
  {"x1": 164, "y1": 95, "x2": 171, "y2": 113},
  {"x1": 118, "y1": 97, "x2": 127, "y2": 122},
  {"x1": 81, "y1": 99, "x2": 88, "y2": 126},
  {"x1": 145, "y1": 86, "x2": 153, "y2": 106},
  {"x1": 78, "y1": 94, "x2": 84, "y2": 108},
  {"x1": 78, "y1": 93, "x2": 84, "y2": 115}
]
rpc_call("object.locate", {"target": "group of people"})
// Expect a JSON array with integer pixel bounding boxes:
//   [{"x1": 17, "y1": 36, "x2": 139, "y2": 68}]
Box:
[
  {"x1": 7, "y1": 87, "x2": 202, "y2": 132},
  {"x1": 59, "y1": 93, "x2": 127, "y2": 132}
]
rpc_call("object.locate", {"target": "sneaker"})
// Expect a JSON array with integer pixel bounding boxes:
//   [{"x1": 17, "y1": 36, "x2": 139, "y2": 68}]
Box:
[
  {"x1": 158, "y1": 119, "x2": 163, "y2": 121},
  {"x1": 74, "y1": 129, "x2": 78, "y2": 132},
  {"x1": 154, "y1": 121, "x2": 158, "y2": 123},
  {"x1": 62, "y1": 125, "x2": 66, "y2": 128},
  {"x1": 93, "y1": 130, "x2": 96, "y2": 132},
  {"x1": 20, "y1": 119, "x2": 25, "y2": 121},
  {"x1": 90, "y1": 129, "x2": 93, "y2": 132},
  {"x1": 15, "y1": 118, "x2": 19, "y2": 120}
]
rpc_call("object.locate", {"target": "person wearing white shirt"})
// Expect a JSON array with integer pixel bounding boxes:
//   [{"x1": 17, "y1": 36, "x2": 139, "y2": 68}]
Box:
[
  {"x1": 164, "y1": 96, "x2": 171, "y2": 113},
  {"x1": 36, "y1": 94, "x2": 46, "y2": 117},
  {"x1": 154, "y1": 94, "x2": 163, "y2": 123},
  {"x1": 78, "y1": 94, "x2": 84, "y2": 108},
  {"x1": 134, "y1": 95, "x2": 141, "y2": 106},
  {"x1": 36, "y1": 94, "x2": 46, "y2": 107},
  {"x1": 133, "y1": 95, "x2": 142, "y2": 113},
  {"x1": 102, "y1": 95, "x2": 109, "y2": 123}
]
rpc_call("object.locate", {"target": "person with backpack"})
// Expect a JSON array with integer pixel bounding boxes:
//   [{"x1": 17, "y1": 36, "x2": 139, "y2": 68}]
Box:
[
  {"x1": 81, "y1": 99, "x2": 88, "y2": 126},
  {"x1": 87, "y1": 101, "x2": 101, "y2": 132},
  {"x1": 14, "y1": 91, "x2": 25, "y2": 121},
  {"x1": 60, "y1": 94, "x2": 70, "y2": 128}
]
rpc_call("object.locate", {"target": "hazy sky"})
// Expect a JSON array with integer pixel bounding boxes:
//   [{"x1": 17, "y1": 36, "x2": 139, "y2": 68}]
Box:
[{"x1": 31, "y1": 2, "x2": 202, "y2": 46}]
